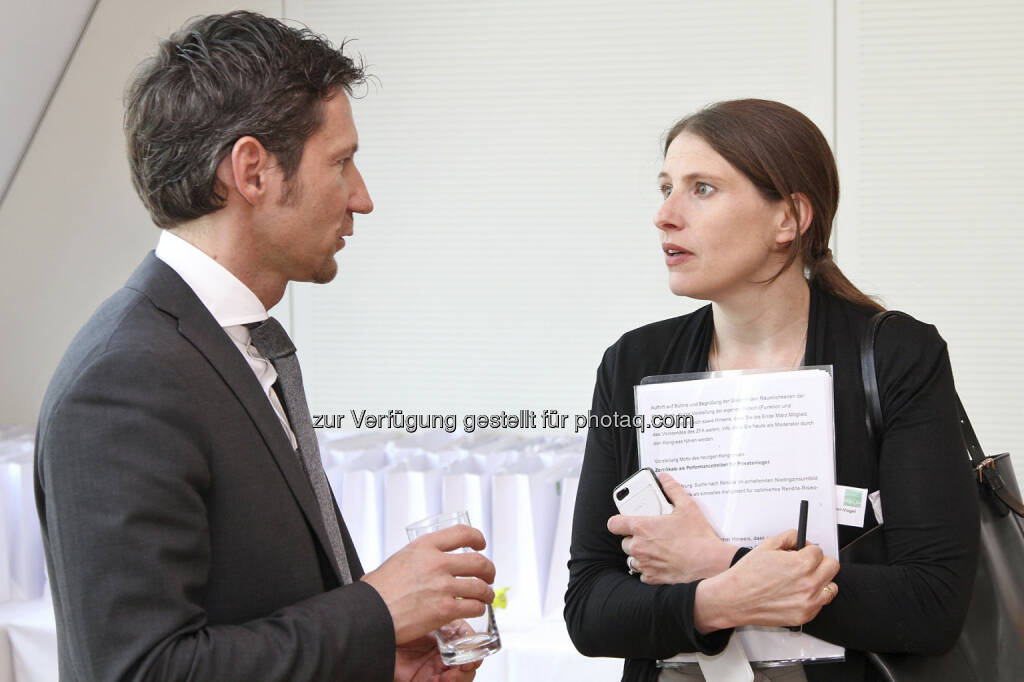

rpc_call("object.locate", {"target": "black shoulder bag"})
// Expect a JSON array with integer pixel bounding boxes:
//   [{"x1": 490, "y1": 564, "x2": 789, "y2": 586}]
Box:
[{"x1": 841, "y1": 310, "x2": 1024, "y2": 681}]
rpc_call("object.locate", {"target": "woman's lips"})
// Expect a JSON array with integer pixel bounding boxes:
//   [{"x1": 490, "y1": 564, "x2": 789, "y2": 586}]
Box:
[{"x1": 663, "y1": 242, "x2": 692, "y2": 266}]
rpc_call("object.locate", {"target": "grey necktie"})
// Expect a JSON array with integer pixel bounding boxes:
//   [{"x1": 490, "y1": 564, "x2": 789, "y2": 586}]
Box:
[{"x1": 247, "y1": 317, "x2": 352, "y2": 585}]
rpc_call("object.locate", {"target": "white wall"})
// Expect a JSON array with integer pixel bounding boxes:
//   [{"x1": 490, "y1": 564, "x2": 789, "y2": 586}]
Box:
[
  {"x1": 0, "y1": 0, "x2": 96, "y2": 203},
  {"x1": 2, "y1": 0, "x2": 1022, "y2": 484},
  {"x1": 291, "y1": 0, "x2": 835, "y2": 420},
  {"x1": 285, "y1": 0, "x2": 1024, "y2": 481},
  {"x1": 834, "y1": 0, "x2": 1024, "y2": 477},
  {"x1": 0, "y1": 0, "x2": 281, "y2": 427}
]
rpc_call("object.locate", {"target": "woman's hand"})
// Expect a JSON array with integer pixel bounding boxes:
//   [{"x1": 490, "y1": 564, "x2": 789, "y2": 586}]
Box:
[
  {"x1": 693, "y1": 529, "x2": 840, "y2": 633},
  {"x1": 607, "y1": 472, "x2": 738, "y2": 584}
]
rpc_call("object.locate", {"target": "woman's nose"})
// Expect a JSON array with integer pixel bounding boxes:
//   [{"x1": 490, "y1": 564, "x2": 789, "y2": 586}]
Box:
[{"x1": 654, "y1": 196, "x2": 682, "y2": 232}]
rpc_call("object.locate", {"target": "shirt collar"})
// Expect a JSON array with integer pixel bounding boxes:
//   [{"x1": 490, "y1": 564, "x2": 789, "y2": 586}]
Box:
[{"x1": 154, "y1": 230, "x2": 268, "y2": 328}]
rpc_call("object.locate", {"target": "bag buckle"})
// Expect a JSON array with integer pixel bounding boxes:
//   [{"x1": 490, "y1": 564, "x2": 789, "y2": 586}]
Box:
[{"x1": 975, "y1": 452, "x2": 1010, "y2": 484}]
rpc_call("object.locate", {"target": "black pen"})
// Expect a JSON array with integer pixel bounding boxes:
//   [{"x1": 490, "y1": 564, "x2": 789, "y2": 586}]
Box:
[
  {"x1": 796, "y1": 499, "x2": 808, "y2": 550},
  {"x1": 789, "y1": 499, "x2": 809, "y2": 632}
]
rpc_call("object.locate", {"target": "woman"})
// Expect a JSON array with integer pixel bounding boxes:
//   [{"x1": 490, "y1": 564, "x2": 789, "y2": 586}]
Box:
[{"x1": 563, "y1": 99, "x2": 979, "y2": 681}]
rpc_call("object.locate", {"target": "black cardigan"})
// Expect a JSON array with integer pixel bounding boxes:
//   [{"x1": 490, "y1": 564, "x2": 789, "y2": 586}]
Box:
[{"x1": 564, "y1": 284, "x2": 979, "y2": 681}]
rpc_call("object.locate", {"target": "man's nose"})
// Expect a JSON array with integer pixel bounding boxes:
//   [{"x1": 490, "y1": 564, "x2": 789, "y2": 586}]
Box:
[{"x1": 349, "y1": 163, "x2": 373, "y2": 214}]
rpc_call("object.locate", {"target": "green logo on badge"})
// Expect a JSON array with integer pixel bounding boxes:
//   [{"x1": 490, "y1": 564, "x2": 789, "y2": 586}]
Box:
[{"x1": 844, "y1": 489, "x2": 864, "y2": 507}]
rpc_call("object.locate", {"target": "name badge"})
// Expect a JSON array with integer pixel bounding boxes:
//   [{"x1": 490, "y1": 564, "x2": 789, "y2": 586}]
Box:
[{"x1": 835, "y1": 485, "x2": 868, "y2": 527}]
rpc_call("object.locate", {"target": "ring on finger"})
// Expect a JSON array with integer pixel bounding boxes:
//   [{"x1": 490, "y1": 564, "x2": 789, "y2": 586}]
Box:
[
  {"x1": 822, "y1": 582, "x2": 837, "y2": 604},
  {"x1": 627, "y1": 556, "x2": 639, "y2": 575}
]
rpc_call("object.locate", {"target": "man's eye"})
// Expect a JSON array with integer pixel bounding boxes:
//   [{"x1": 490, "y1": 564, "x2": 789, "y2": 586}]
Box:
[
  {"x1": 694, "y1": 182, "x2": 714, "y2": 197},
  {"x1": 659, "y1": 184, "x2": 673, "y2": 198}
]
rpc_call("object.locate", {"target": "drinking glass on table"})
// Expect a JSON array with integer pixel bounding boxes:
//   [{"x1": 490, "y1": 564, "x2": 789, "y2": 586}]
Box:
[{"x1": 405, "y1": 510, "x2": 502, "y2": 665}]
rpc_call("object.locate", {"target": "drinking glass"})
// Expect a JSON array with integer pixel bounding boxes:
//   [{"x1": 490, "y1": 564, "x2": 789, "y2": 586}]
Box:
[{"x1": 405, "y1": 510, "x2": 501, "y2": 665}]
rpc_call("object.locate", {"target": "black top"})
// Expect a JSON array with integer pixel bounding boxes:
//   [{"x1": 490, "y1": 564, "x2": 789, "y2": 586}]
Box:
[{"x1": 564, "y1": 284, "x2": 979, "y2": 681}]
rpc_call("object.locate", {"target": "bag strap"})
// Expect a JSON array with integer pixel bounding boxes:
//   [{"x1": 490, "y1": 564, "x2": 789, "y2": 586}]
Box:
[
  {"x1": 860, "y1": 310, "x2": 1024, "y2": 517},
  {"x1": 859, "y1": 310, "x2": 896, "y2": 450}
]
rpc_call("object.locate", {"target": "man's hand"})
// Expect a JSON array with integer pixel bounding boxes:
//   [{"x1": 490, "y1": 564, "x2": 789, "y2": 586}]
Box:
[
  {"x1": 395, "y1": 632, "x2": 481, "y2": 682},
  {"x1": 362, "y1": 524, "x2": 496, "y2": 645},
  {"x1": 607, "y1": 472, "x2": 737, "y2": 583},
  {"x1": 693, "y1": 529, "x2": 840, "y2": 633}
]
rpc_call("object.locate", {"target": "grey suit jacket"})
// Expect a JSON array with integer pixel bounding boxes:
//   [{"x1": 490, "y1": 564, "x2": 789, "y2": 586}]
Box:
[{"x1": 34, "y1": 253, "x2": 396, "y2": 681}]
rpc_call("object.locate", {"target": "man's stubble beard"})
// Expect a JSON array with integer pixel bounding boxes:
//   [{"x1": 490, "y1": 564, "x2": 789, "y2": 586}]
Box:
[
  {"x1": 312, "y1": 258, "x2": 338, "y2": 284},
  {"x1": 279, "y1": 172, "x2": 339, "y2": 286}
]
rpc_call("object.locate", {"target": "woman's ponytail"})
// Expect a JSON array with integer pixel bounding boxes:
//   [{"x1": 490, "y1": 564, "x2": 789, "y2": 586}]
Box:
[{"x1": 807, "y1": 248, "x2": 884, "y2": 312}]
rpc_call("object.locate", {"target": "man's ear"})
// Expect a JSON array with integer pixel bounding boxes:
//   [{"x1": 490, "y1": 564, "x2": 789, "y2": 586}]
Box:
[
  {"x1": 776, "y1": 192, "x2": 814, "y2": 246},
  {"x1": 217, "y1": 136, "x2": 277, "y2": 207}
]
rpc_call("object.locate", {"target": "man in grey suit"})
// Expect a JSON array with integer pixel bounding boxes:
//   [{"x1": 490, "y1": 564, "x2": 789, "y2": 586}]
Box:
[{"x1": 34, "y1": 11, "x2": 494, "y2": 681}]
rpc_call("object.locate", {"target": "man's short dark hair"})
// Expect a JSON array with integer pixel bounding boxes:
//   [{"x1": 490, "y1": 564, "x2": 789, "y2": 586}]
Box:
[{"x1": 124, "y1": 11, "x2": 366, "y2": 228}]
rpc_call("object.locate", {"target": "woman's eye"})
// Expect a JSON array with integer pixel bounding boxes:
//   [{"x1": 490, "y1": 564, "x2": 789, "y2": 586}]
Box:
[
  {"x1": 694, "y1": 182, "x2": 714, "y2": 197},
  {"x1": 659, "y1": 184, "x2": 673, "y2": 198}
]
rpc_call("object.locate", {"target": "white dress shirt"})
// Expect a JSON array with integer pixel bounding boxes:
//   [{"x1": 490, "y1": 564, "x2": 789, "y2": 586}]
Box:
[{"x1": 155, "y1": 230, "x2": 298, "y2": 449}]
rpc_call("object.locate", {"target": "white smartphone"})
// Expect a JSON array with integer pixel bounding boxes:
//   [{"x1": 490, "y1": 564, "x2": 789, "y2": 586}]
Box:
[
  {"x1": 613, "y1": 467, "x2": 673, "y2": 516},
  {"x1": 615, "y1": 468, "x2": 753, "y2": 681}
]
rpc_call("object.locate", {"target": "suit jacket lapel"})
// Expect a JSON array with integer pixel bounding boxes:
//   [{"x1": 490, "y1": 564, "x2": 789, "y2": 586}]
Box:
[{"x1": 125, "y1": 252, "x2": 347, "y2": 584}]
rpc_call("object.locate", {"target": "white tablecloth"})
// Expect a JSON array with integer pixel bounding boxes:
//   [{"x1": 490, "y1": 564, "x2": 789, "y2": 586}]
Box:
[
  {"x1": 477, "y1": 618, "x2": 622, "y2": 681},
  {"x1": 0, "y1": 600, "x2": 619, "y2": 682},
  {"x1": 0, "y1": 598, "x2": 57, "y2": 682}
]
